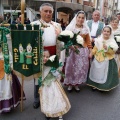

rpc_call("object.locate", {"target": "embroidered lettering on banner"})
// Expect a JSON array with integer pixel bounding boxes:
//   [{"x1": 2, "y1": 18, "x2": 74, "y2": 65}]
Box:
[
  {"x1": 22, "y1": 64, "x2": 29, "y2": 69},
  {"x1": 33, "y1": 47, "x2": 38, "y2": 65},
  {"x1": 14, "y1": 48, "x2": 19, "y2": 62}
]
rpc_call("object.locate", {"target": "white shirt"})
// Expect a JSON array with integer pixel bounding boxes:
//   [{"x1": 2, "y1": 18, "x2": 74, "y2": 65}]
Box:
[
  {"x1": 31, "y1": 20, "x2": 57, "y2": 46},
  {"x1": 42, "y1": 24, "x2": 56, "y2": 46},
  {"x1": 90, "y1": 21, "x2": 99, "y2": 37}
]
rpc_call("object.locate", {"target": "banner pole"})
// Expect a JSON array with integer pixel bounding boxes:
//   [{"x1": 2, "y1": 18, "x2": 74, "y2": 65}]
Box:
[
  {"x1": 21, "y1": 0, "x2": 25, "y2": 24},
  {"x1": 21, "y1": 74, "x2": 24, "y2": 112},
  {"x1": 20, "y1": 0, "x2": 25, "y2": 112}
]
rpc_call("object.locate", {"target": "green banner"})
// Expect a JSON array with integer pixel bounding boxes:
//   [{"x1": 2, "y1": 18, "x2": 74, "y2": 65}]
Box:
[{"x1": 11, "y1": 25, "x2": 42, "y2": 77}]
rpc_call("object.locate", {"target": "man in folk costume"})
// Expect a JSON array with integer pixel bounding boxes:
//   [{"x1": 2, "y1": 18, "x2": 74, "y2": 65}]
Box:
[
  {"x1": 31, "y1": 3, "x2": 64, "y2": 109},
  {"x1": 87, "y1": 10, "x2": 105, "y2": 47}
]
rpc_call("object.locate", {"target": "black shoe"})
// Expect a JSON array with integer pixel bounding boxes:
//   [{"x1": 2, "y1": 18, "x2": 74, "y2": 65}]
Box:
[
  {"x1": 74, "y1": 86, "x2": 80, "y2": 93},
  {"x1": 33, "y1": 102, "x2": 40, "y2": 109},
  {"x1": 68, "y1": 89, "x2": 73, "y2": 93},
  {"x1": 91, "y1": 87, "x2": 96, "y2": 91},
  {"x1": 75, "y1": 89, "x2": 80, "y2": 93},
  {"x1": 99, "y1": 90, "x2": 104, "y2": 93},
  {"x1": 67, "y1": 86, "x2": 73, "y2": 93},
  {"x1": 45, "y1": 117, "x2": 51, "y2": 120}
]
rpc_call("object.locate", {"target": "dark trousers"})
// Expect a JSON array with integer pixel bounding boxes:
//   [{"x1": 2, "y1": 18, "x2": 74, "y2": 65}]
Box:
[
  {"x1": 34, "y1": 79, "x2": 39, "y2": 103},
  {"x1": 91, "y1": 36, "x2": 96, "y2": 48}
]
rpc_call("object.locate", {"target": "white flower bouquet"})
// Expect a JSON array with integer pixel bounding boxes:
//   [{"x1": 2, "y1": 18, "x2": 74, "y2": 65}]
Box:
[
  {"x1": 76, "y1": 35, "x2": 84, "y2": 45},
  {"x1": 60, "y1": 30, "x2": 74, "y2": 38},
  {"x1": 114, "y1": 35, "x2": 120, "y2": 54},
  {"x1": 44, "y1": 55, "x2": 65, "y2": 78},
  {"x1": 44, "y1": 55, "x2": 59, "y2": 68},
  {"x1": 73, "y1": 34, "x2": 84, "y2": 54},
  {"x1": 108, "y1": 42, "x2": 118, "y2": 52},
  {"x1": 58, "y1": 30, "x2": 84, "y2": 56},
  {"x1": 49, "y1": 55, "x2": 56, "y2": 62},
  {"x1": 97, "y1": 41, "x2": 117, "y2": 58},
  {"x1": 114, "y1": 35, "x2": 120, "y2": 43}
]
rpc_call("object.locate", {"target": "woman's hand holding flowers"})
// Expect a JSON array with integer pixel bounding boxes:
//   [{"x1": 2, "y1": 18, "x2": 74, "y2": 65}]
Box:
[
  {"x1": 103, "y1": 44, "x2": 107, "y2": 50},
  {"x1": 69, "y1": 45, "x2": 78, "y2": 51}
]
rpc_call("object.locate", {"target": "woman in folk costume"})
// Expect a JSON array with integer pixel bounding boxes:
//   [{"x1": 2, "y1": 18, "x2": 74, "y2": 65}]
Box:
[
  {"x1": 87, "y1": 26, "x2": 119, "y2": 91},
  {"x1": 39, "y1": 50, "x2": 71, "y2": 120},
  {"x1": 64, "y1": 11, "x2": 92, "y2": 92},
  {"x1": 109, "y1": 17, "x2": 120, "y2": 77},
  {"x1": 0, "y1": 44, "x2": 25, "y2": 113}
]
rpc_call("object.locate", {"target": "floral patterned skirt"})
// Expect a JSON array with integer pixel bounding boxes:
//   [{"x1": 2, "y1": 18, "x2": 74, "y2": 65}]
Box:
[{"x1": 64, "y1": 47, "x2": 89, "y2": 86}]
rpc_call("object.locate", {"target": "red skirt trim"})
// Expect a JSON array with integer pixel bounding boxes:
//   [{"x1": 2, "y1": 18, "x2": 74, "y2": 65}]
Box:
[{"x1": 44, "y1": 45, "x2": 56, "y2": 55}]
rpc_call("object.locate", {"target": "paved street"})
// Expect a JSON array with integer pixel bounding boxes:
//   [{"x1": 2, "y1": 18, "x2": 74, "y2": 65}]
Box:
[
  {"x1": 1, "y1": 80, "x2": 120, "y2": 120},
  {"x1": 0, "y1": 38, "x2": 120, "y2": 120}
]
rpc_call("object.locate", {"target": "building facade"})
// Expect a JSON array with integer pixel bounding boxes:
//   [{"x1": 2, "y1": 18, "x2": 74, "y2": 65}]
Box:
[
  {"x1": 0, "y1": 0, "x2": 95, "y2": 23},
  {"x1": 94, "y1": 0, "x2": 119, "y2": 24}
]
